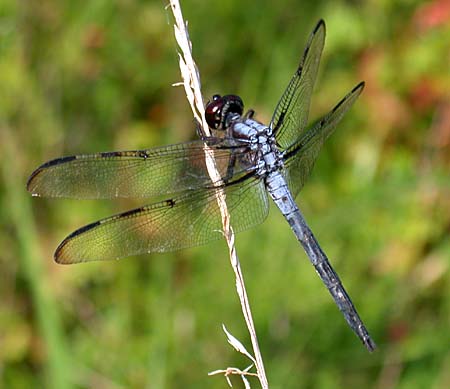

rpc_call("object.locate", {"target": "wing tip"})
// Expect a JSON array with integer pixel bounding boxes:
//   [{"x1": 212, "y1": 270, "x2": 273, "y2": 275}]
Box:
[
  {"x1": 295, "y1": 19, "x2": 327, "y2": 77},
  {"x1": 54, "y1": 238, "x2": 76, "y2": 265},
  {"x1": 27, "y1": 156, "x2": 77, "y2": 195},
  {"x1": 354, "y1": 81, "x2": 365, "y2": 93},
  {"x1": 54, "y1": 220, "x2": 102, "y2": 264},
  {"x1": 332, "y1": 81, "x2": 366, "y2": 113},
  {"x1": 54, "y1": 242, "x2": 70, "y2": 264},
  {"x1": 26, "y1": 167, "x2": 48, "y2": 194},
  {"x1": 26, "y1": 167, "x2": 42, "y2": 194},
  {"x1": 54, "y1": 249, "x2": 68, "y2": 265},
  {"x1": 315, "y1": 19, "x2": 326, "y2": 34}
]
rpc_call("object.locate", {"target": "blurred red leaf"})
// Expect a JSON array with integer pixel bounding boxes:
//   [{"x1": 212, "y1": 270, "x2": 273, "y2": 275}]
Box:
[{"x1": 414, "y1": 0, "x2": 450, "y2": 31}]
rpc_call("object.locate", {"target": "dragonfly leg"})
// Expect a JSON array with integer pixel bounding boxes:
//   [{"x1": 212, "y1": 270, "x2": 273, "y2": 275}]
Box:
[
  {"x1": 223, "y1": 152, "x2": 237, "y2": 184},
  {"x1": 244, "y1": 109, "x2": 255, "y2": 120},
  {"x1": 195, "y1": 120, "x2": 216, "y2": 140}
]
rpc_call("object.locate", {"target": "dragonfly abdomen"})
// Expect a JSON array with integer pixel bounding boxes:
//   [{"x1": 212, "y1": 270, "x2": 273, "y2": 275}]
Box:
[{"x1": 266, "y1": 171, "x2": 376, "y2": 351}]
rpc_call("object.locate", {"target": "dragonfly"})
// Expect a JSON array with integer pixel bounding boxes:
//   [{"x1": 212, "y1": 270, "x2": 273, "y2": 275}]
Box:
[{"x1": 27, "y1": 19, "x2": 376, "y2": 351}]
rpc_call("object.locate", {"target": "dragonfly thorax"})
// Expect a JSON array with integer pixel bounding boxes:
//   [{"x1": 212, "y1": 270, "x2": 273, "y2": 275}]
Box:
[{"x1": 232, "y1": 118, "x2": 284, "y2": 178}]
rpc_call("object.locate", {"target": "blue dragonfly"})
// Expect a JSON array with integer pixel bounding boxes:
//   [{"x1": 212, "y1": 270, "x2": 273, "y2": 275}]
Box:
[{"x1": 28, "y1": 20, "x2": 376, "y2": 351}]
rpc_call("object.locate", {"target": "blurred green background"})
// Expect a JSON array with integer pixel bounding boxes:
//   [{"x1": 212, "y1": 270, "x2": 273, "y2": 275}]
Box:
[{"x1": 1, "y1": 0, "x2": 449, "y2": 388}]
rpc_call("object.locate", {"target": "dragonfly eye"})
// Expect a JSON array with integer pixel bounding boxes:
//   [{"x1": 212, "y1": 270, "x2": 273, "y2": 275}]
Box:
[{"x1": 205, "y1": 94, "x2": 244, "y2": 130}]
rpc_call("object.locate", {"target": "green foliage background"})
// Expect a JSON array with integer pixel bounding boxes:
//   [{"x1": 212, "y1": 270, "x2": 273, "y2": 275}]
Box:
[{"x1": 1, "y1": 0, "x2": 449, "y2": 388}]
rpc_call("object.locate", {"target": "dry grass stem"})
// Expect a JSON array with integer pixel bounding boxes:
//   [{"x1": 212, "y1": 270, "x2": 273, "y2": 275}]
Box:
[{"x1": 168, "y1": 1, "x2": 268, "y2": 387}]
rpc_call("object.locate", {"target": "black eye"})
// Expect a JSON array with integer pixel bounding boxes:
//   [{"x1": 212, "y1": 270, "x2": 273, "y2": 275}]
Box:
[{"x1": 205, "y1": 94, "x2": 244, "y2": 129}]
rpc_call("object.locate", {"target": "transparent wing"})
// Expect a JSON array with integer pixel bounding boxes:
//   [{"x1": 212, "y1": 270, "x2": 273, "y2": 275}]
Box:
[
  {"x1": 270, "y1": 20, "x2": 326, "y2": 149},
  {"x1": 55, "y1": 177, "x2": 269, "y2": 263},
  {"x1": 27, "y1": 140, "x2": 254, "y2": 199},
  {"x1": 283, "y1": 82, "x2": 365, "y2": 197}
]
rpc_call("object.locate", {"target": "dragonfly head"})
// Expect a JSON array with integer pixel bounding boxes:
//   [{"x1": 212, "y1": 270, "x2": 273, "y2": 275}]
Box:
[{"x1": 205, "y1": 94, "x2": 244, "y2": 130}]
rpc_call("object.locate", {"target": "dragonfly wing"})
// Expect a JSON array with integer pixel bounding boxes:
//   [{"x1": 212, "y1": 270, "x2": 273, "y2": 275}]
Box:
[
  {"x1": 54, "y1": 177, "x2": 269, "y2": 263},
  {"x1": 27, "y1": 140, "x2": 253, "y2": 199},
  {"x1": 270, "y1": 20, "x2": 325, "y2": 149},
  {"x1": 284, "y1": 82, "x2": 365, "y2": 198}
]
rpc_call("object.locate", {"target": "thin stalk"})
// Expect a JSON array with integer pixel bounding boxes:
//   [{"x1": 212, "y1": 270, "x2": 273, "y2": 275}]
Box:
[{"x1": 168, "y1": 1, "x2": 269, "y2": 387}]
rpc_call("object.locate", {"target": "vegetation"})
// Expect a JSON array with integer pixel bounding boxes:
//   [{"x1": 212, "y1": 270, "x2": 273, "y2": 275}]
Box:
[{"x1": 1, "y1": 0, "x2": 448, "y2": 387}]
